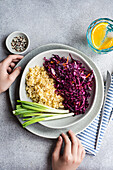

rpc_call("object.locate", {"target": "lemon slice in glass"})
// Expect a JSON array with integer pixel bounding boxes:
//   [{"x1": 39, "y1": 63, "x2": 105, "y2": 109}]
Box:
[{"x1": 91, "y1": 22, "x2": 108, "y2": 49}]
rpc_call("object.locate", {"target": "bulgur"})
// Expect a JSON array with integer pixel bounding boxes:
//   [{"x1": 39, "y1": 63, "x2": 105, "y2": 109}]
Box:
[{"x1": 25, "y1": 66, "x2": 64, "y2": 108}]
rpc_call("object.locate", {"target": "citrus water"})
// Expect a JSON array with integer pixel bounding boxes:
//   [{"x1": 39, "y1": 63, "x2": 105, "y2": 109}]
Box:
[
  {"x1": 86, "y1": 18, "x2": 113, "y2": 54},
  {"x1": 91, "y1": 22, "x2": 113, "y2": 50}
]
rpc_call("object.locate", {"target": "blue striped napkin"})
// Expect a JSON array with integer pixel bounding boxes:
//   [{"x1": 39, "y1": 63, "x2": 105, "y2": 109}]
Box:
[{"x1": 77, "y1": 74, "x2": 113, "y2": 156}]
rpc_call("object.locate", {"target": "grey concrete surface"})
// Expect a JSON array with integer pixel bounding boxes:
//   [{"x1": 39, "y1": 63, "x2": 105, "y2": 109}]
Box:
[{"x1": 0, "y1": 0, "x2": 113, "y2": 169}]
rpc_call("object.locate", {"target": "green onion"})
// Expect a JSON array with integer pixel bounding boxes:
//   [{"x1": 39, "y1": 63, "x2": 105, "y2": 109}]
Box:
[
  {"x1": 22, "y1": 114, "x2": 54, "y2": 121},
  {"x1": 13, "y1": 100, "x2": 72, "y2": 128},
  {"x1": 17, "y1": 100, "x2": 69, "y2": 113},
  {"x1": 22, "y1": 113, "x2": 74, "y2": 128},
  {"x1": 13, "y1": 110, "x2": 38, "y2": 115},
  {"x1": 20, "y1": 113, "x2": 56, "y2": 117},
  {"x1": 22, "y1": 118, "x2": 45, "y2": 128}
]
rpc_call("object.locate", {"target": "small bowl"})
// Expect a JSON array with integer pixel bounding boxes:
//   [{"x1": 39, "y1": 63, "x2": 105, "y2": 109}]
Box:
[{"x1": 6, "y1": 31, "x2": 30, "y2": 54}]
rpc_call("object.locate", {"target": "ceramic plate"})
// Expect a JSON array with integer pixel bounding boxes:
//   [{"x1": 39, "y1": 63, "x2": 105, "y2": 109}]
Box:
[
  {"x1": 9, "y1": 43, "x2": 104, "y2": 138},
  {"x1": 19, "y1": 49, "x2": 97, "y2": 129}
]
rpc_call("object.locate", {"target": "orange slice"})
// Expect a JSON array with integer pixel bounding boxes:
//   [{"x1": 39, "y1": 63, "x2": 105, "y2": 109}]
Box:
[
  {"x1": 99, "y1": 37, "x2": 113, "y2": 50},
  {"x1": 91, "y1": 22, "x2": 108, "y2": 49}
]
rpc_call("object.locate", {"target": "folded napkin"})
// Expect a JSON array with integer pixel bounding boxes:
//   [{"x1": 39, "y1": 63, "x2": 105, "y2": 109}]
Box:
[{"x1": 77, "y1": 74, "x2": 113, "y2": 156}]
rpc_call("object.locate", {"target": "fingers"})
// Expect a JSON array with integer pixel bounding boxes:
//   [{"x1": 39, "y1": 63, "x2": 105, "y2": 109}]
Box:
[
  {"x1": 10, "y1": 62, "x2": 16, "y2": 68},
  {"x1": 8, "y1": 66, "x2": 21, "y2": 84},
  {"x1": 3, "y1": 55, "x2": 23, "y2": 68},
  {"x1": 52, "y1": 136, "x2": 63, "y2": 160},
  {"x1": 53, "y1": 130, "x2": 85, "y2": 165},
  {"x1": 7, "y1": 67, "x2": 12, "y2": 73},
  {"x1": 12, "y1": 59, "x2": 21, "y2": 62},
  {"x1": 76, "y1": 137, "x2": 85, "y2": 164},
  {"x1": 77, "y1": 139, "x2": 83, "y2": 157},
  {"x1": 61, "y1": 133, "x2": 71, "y2": 156},
  {"x1": 68, "y1": 130, "x2": 85, "y2": 159},
  {"x1": 7, "y1": 62, "x2": 16, "y2": 73},
  {"x1": 68, "y1": 130, "x2": 78, "y2": 155},
  {"x1": 81, "y1": 148, "x2": 85, "y2": 160}
]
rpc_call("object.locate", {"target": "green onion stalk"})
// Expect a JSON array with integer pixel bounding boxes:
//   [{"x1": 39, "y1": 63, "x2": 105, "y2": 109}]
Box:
[{"x1": 13, "y1": 100, "x2": 74, "y2": 128}]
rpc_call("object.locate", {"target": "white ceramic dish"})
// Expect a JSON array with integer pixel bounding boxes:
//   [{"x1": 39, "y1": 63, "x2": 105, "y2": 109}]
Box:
[
  {"x1": 9, "y1": 43, "x2": 104, "y2": 138},
  {"x1": 19, "y1": 49, "x2": 97, "y2": 129},
  {"x1": 6, "y1": 31, "x2": 30, "y2": 54}
]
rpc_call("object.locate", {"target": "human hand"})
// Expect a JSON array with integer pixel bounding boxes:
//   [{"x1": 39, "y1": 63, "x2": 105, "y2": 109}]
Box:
[
  {"x1": 52, "y1": 130, "x2": 85, "y2": 170},
  {"x1": 0, "y1": 55, "x2": 23, "y2": 94}
]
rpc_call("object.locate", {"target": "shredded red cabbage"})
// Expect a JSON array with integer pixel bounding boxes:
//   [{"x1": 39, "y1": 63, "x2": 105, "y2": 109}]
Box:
[{"x1": 43, "y1": 54, "x2": 94, "y2": 115}]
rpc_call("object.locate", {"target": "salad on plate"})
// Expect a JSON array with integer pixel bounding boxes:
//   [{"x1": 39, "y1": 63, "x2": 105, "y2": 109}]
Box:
[{"x1": 13, "y1": 53, "x2": 94, "y2": 128}]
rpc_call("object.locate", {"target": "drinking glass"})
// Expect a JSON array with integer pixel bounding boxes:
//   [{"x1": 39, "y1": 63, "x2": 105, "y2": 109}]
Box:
[{"x1": 86, "y1": 18, "x2": 113, "y2": 54}]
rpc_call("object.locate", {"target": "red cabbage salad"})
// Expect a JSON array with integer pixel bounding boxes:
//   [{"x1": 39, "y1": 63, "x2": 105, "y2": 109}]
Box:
[{"x1": 43, "y1": 54, "x2": 94, "y2": 115}]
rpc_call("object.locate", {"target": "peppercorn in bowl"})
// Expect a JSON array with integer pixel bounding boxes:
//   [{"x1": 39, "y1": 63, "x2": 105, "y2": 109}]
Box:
[{"x1": 6, "y1": 31, "x2": 30, "y2": 54}]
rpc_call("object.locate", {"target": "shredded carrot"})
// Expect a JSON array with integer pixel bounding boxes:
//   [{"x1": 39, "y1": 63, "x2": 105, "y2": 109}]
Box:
[
  {"x1": 63, "y1": 56, "x2": 69, "y2": 67},
  {"x1": 66, "y1": 56, "x2": 69, "y2": 64},
  {"x1": 57, "y1": 61, "x2": 60, "y2": 64},
  {"x1": 86, "y1": 73, "x2": 91, "y2": 78}
]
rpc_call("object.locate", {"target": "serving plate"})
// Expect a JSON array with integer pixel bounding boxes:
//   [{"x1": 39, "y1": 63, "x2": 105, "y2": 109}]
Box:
[
  {"x1": 19, "y1": 49, "x2": 97, "y2": 129},
  {"x1": 9, "y1": 43, "x2": 104, "y2": 138}
]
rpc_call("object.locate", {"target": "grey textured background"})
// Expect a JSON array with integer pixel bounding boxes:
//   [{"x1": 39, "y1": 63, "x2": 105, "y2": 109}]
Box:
[{"x1": 0, "y1": 0, "x2": 113, "y2": 170}]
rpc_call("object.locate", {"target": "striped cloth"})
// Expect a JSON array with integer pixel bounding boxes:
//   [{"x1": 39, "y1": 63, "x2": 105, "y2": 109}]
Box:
[{"x1": 77, "y1": 74, "x2": 113, "y2": 156}]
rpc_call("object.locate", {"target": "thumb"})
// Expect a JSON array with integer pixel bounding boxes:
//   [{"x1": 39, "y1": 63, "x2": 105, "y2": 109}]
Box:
[
  {"x1": 52, "y1": 136, "x2": 63, "y2": 160},
  {"x1": 9, "y1": 66, "x2": 21, "y2": 83}
]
